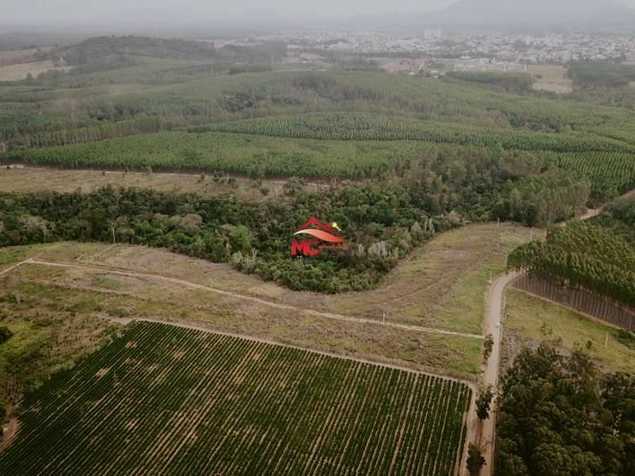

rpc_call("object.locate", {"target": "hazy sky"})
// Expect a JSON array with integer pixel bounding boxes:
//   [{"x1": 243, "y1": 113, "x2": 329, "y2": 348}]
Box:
[
  {"x1": 2, "y1": 0, "x2": 635, "y2": 25},
  {"x1": 3, "y1": 0, "x2": 447, "y2": 22}
]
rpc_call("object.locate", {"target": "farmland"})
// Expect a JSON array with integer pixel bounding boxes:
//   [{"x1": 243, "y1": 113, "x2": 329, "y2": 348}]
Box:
[
  {"x1": 1, "y1": 32, "x2": 635, "y2": 476},
  {"x1": 0, "y1": 321, "x2": 471, "y2": 475},
  {"x1": 0, "y1": 233, "x2": 497, "y2": 379}
]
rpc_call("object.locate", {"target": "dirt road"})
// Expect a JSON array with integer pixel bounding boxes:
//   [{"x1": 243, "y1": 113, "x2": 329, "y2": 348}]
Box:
[
  {"x1": 471, "y1": 192, "x2": 635, "y2": 474},
  {"x1": 469, "y1": 271, "x2": 520, "y2": 475}
]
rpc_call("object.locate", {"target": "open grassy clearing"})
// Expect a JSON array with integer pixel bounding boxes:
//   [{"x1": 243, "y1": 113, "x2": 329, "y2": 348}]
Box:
[
  {"x1": 528, "y1": 64, "x2": 573, "y2": 94},
  {"x1": 0, "y1": 321, "x2": 471, "y2": 476},
  {"x1": 0, "y1": 247, "x2": 30, "y2": 273},
  {"x1": 503, "y1": 289, "x2": 635, "y2": 374},
  {"x1": 0, "y1": 250, "x2": 482, "y2": 379},
  {"x1": 70, "y1": 223, "x2": 536, "y2": 335},
  {"x1": 0, "y1": 166, "x2": 325, "y2": 201},
  {"x1": 0, "y1": 61, "x2": 69, "y2": 82}
]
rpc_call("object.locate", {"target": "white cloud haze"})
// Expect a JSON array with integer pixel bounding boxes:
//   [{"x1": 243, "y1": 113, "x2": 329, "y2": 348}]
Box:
[{"x1": 1, "y1": 0, "x2": 634, "y2": 26}]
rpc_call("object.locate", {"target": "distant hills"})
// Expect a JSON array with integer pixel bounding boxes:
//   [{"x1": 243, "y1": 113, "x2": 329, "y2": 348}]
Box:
[{"x1": 425, "y1": 0, "x2": 635, "y2": 31}]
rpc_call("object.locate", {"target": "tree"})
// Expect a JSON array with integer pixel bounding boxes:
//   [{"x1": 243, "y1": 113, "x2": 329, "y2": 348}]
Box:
[
  {"x1": 483, "y1": 334, "x2": 494, "y2": 362},
  {"x1": 0, "y1": 326, "x2": 12, "y2": 345},
  {"x1": 467, "y1": 443, "x2": 486, "y2": 475},
  {"x1": 496, "y1": 344, "x2": 634, "y2": 476},
  {"x1": 476, "y1": 385, "x2": 494, "y2": 420}
]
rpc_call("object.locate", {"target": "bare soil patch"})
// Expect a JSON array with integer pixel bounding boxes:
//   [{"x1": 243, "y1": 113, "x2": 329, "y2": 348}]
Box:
[
  {"x1": 0, "y1": 61, "x2": 70, "y2": 82},
  {"x1": 529, "y1": 64, "x2": 573, "y2": 94},
  {"x1": 0, "y1": 166, "x2": 322, "y2": 202}
]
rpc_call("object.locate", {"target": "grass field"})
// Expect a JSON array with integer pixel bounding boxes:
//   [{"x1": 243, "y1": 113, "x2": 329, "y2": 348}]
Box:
[
  {"x1": 0, "y1": 166, "x2": 323, "y2": 202},
  {"x1": 41, "y1": 223, "x2": 535, "y2": 335},
  {"x1": 0, "y1": 244, "x2": 484, "y2": 379},
  {"x1": 528, "y1": 64, "x2": 573, "y2": 94},
  {"x1": 504, "y1": 289, "x2": 635, "y2": 374},
  {"x1": 0, "y1": 61, "x2": 69, "y2": 82},
  {"x1": 0, "y1": 321, "x2": 471, "y2": 475}
]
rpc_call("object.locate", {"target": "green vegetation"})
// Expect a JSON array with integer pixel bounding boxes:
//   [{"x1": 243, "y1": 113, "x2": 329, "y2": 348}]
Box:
[
  {"x1": 1, "y1": 52, "x2": 633, "y2": 215},
  {"x1": 2, "y1": 63, "x2": 634, "y2": 151},
  {"x1": 7, "y1": 130, "x2": 433, "y2": 179},
  {"x1": 0, "y1": 321, "x2": 472, "y2": 475},
  {"x1": 497, "y1": 344, "x2": 634, "y2": 476},
  {"x1": 591, "y1": 194, "x2": 635, "y2": 243},
  {"x1": 200, "y1": 112, "x2": 630, "y2": 152},
  {"x1": 0, "y1": 133, "x2": 595, "y2": 293},
  {"x1": 570, "y1": 63, "x2": 635, "y2": 89},
  {"x1": 0, "y1": 186, "x2": 441, "y2": 293},
  {"x1": 3, "y1": 135, "x2": 582, "y2": 294},
  {"x1": 495, "y1": 169, "x2": 591, "y2": 226},
  {"x1": 550, "y1": 152, "x2": 635, "y2": 202},
  {"x1": 505, "y1": 290, "x2": 635, "y2": 374},
  {"x1": 508, "y1": 222, "x2": 635, "y2": 306},
  {"x1": 446, "y1": 71, "x2": 534, "y2": 94}
]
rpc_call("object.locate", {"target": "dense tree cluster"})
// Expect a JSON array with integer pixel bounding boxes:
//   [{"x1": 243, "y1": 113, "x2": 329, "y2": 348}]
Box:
[
  {"x1": 0, "y1": 185, "x2": 449, "y2": 293},
  {"x1": 569, "y1": 63, "x2": 635, "y2": 89},
  {"x1": 495, "y1": 170, "x2": 591, "y2": 226},
  {"x1": 497, "y1": 345, "x2": 634, "y2": 476},
  {"x1": 447, "y1": 71, "x2": 534, "y2": 95},
  {"x1": 591, "y1": 196, "x2": 635, "y2": 243},
  {"x1": 508, "y1": 222, "x2": 635, "y2": 306}
]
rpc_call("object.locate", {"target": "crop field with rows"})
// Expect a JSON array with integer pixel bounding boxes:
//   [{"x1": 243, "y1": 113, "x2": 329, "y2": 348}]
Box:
[
  {"x1": 203, "y1": 112, "x2": 633, "y2": 153},
  {"x1": 550, "y1": 151, "x2": 635, "y2": 199},
  {"x1": 5, "y1": 130, "x2": 437, "y2": 178},
  {"x1": 0, "y1": 321, "x2": 472, "y2": 476}
]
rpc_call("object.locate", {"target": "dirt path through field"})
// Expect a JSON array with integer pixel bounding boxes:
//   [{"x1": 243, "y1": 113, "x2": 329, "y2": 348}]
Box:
[{"x1": 15, "y1": 258, "x2": 483, "y2": 340}]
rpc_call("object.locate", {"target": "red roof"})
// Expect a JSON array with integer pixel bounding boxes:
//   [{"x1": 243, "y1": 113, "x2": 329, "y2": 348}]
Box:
[{"x1": 295, "y1": 216, "x2": 343, "y2": 237}]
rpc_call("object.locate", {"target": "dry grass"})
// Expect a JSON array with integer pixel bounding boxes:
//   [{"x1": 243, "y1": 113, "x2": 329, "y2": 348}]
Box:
[
  {"x1": 0, "y1": 61, "x2": 69, "y2": 82},
  {"x1": 2, "y1": 256, "x2": 482, "y2": 380},
  {"x1": 28, "y1": 223, "x2": 538, "y2": 335},
  {"x1": 0, "y1": 166, "x2": 322, "y2": 202},
  {"x1": 0, "y1": 49, "x2": 47, "y2": 67},
  {"x1": 0, "y1": 222, "x2": 539, "y2": 380},
  {"x1": 528, "y1": 64, "x2": 573, "y2": 94},
  {"x1": 504, "y1": 289, "x2": 635, "y2": 374}
]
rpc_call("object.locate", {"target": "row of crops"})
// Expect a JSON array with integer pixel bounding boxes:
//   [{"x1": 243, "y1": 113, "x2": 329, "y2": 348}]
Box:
[
  {"x1": 508, "y1": 221, "x2": 635, "y2": 307},
  {"x1": 201, "y1": 112, "x2": 634, "y2": 153},
  {"x1": 0, "y1": 321, "x2": 472, "y2": 475},
  {"x1": 549, "y1": 151, "x2": 635, "y2": 200},
  {"x1": 5, "y1": 127, "x2": 635, "y2": 193},
  {"x1": 4, "y1": 130, "x2": 445, "y2": 179}
]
